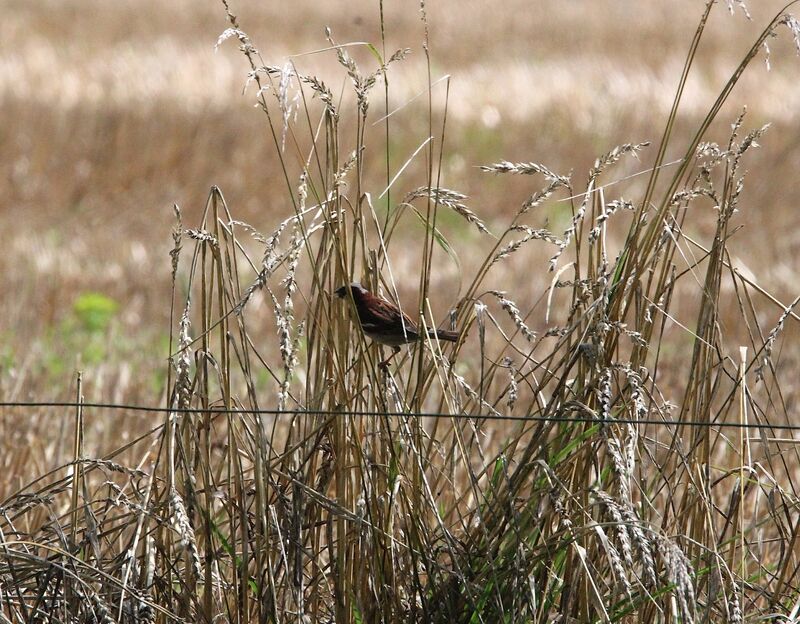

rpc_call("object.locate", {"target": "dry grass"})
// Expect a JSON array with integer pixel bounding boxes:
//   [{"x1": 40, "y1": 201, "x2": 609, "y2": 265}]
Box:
[{"x1": 3, "y1": 0, "x2": 800, "y2": 622}]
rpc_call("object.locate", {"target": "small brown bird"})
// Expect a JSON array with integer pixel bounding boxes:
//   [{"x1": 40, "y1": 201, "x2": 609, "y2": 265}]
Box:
[{"x1": 335, "y1": 282, "x2": 459, "y2": 367}]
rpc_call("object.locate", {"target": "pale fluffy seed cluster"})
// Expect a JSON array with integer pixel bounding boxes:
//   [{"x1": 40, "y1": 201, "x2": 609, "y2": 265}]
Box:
[
  {"x1": 755, "y1": 295, "x2": 800, "y2": 381},
  {"x1": 479, "y1": 161, "x2": 569, "y2": 185},
  {"x1": 487, "y1": 290, "x2": 536, "y2": 342},
  {"x1": 492, "y1": 226, "x2": 560, "y2": 264},
  {"x1": 169, "y1": 488, "x2": 202, "y2": 580},
  {"x1": 658, "y1": 536, "x2": 696, "y2": 624},
  {"x1": 173, "y1": 305, "x2": 193, "y2": 411},
  {"x1": 404, "y1": 186, "x2": 490, "y2": 234}
]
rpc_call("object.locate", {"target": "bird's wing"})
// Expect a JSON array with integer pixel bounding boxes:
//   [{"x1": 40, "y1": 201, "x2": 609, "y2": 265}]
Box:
[{"x1": 360, "y1": 294, "x2": 416, "y2": 332}]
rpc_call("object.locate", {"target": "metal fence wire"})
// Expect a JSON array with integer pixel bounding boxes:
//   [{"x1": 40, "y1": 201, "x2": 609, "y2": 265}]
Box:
[{"x1": 1, "y1": 401, "x2": 798, "y2": 432}]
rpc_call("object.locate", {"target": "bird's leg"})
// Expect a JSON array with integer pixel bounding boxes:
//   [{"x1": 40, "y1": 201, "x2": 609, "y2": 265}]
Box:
[{"x1": 379, "y1": 346, "x2": 402, "y2": 370}]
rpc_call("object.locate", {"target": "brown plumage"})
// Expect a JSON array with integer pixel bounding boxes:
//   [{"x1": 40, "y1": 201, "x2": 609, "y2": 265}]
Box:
[{"x1": 335, "y1": 282, "x2": 459, "y2": 367}]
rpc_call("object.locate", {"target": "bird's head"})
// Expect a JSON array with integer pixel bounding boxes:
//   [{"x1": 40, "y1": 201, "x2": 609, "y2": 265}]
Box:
[{"x1": 334, "y1": 282, "x2": 368, "y2": 299}]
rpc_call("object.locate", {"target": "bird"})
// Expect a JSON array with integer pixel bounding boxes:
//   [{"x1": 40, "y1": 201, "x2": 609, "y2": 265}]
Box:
[{"x1": 334, "y1": 282, "x2": 459, "y2": 368}]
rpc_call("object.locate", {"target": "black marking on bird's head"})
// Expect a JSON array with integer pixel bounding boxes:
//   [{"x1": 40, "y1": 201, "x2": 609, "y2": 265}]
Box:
[{"x1": 334, "y1": 282, "x2": 367, "y2": 299}]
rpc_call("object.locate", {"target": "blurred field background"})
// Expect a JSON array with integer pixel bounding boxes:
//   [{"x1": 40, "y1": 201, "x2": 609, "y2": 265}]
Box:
[
  {"x1": 2, "y1": 1, "x2": 800, "y2": 619},
  {"x1": 1, "y1": 0, "x2": 798, "y2": 484},
  {"x1": 3, "y1": 1, "x2": 799, "y2": 390}
]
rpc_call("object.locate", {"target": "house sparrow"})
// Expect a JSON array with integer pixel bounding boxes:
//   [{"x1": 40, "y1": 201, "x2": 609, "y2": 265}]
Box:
[{"x1": 335, "y1": 282, "x2": 459, "y2": 367}]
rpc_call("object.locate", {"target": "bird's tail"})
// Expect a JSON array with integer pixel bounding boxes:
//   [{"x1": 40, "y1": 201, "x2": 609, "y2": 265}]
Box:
[{"x1": 427, "y1": 328, "x2": 459, "y2": 342}]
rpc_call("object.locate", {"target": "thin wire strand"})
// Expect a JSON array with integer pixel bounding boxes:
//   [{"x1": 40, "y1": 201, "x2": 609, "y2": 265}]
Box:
[{"x1": 1, "y1": 401, "x2": 798, "y2": 432}]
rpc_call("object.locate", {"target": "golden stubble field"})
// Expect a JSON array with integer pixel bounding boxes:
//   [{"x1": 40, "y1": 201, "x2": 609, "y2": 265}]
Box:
[
  {"x1": 3, "y1": 0, "x2": 800, "y2": 467},
  {"x1": 0, "y1": 0, "x2": 800, "y2": 400}
]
